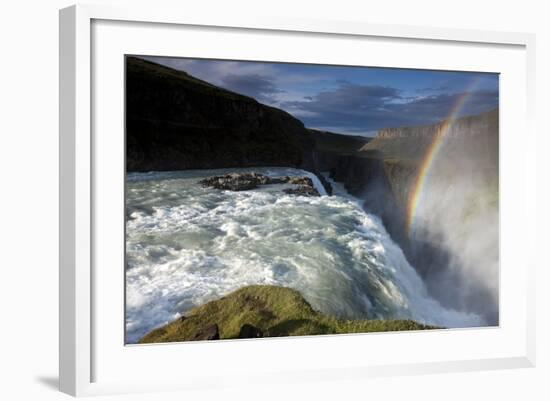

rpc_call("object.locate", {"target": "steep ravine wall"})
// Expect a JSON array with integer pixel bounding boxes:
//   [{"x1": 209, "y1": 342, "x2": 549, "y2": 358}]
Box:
[
  {"x1": 126, "y1": 56, "x2": 316, "y2": 172},
  {"x1": 327, "y1": 154, "x2": 412, "y2": 247},
  {"x1": 329, "y1": 109, "x2": 498, "y2": 244},
  {"x1": 125, "y1": 57, "x2": 371, "y2": 194},
  {"x1": 328, "y1": 109, "x2": 500, "y2": 325}
]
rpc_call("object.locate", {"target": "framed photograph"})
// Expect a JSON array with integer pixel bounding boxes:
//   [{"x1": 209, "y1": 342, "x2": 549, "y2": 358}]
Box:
[{"x1": 59, "y1": 4, "x2": 536, "y2": 396}]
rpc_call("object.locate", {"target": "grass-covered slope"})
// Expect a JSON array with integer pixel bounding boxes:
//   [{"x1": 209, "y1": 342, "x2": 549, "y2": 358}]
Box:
[{"x1": 139, "y1": 285, "x2": 435, "y2": 343}]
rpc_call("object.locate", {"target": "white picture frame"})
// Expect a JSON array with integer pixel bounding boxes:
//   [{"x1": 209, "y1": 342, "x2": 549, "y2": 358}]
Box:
[{"x1": 59, "y1": 4, "x2": 536, "y2": 397}]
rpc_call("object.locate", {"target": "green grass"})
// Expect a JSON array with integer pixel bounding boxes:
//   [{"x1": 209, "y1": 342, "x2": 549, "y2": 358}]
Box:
[{"x1": 138, "y1": 285, "x2": 436, "y2": 343}]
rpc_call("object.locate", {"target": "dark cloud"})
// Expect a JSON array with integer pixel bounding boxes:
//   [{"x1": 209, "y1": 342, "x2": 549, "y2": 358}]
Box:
[
  {"x1": 220, "y1": 74, "x2": 283, "y2": 103},
  {"x1": 394, "y1": 90, "x2": 499, "y2": 123},
  {"x1": 283, "y1": 82, "x2": 498, "y2": 133},
  {"x1": 139, "y1": 56, "x2": 498, "y2": 134},
  {"x1": 284, "y1": 83, "x2": 401, "y2": 113},
  {"x1": 416, "y1": 85, "x2": 450, "y2": 93}
]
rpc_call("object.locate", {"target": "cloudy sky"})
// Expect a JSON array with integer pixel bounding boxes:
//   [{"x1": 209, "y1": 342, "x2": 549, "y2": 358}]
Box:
[{"x1": 141, "y1": 56, "x2": 499, "y2": 137}]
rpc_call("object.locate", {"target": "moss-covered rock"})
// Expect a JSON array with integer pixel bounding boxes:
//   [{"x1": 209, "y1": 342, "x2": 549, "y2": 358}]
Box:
[{"x1": 138, "y1": 285, "x2": 436, "y2": 343}]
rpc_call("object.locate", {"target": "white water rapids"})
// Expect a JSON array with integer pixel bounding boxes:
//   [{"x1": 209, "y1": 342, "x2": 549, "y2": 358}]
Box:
[{"x1": 125, "y1": 167, "x2": 483, "y2": 343}]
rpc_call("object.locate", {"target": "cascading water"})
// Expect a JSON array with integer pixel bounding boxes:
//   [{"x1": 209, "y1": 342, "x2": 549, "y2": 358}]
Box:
[{"x1": 125, "y1": 167, "x2": 483, "y2": 343}]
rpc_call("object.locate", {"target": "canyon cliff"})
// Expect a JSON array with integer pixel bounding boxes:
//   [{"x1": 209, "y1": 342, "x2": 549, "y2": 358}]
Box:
[
  {"x1": 329, "y1": 109, "x2": 499, "y2": 245},
  {"x1": 336, "y1": 110, "x2": 500, "y2": 324},
  {"x1": 126, "y1": 56, "x2": 367, "y2": 181}
]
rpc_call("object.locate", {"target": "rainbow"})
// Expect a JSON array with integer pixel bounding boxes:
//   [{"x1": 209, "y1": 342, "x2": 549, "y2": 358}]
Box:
[{"x1": 405, "y1": 78, "x2": 480, "y2": 236}]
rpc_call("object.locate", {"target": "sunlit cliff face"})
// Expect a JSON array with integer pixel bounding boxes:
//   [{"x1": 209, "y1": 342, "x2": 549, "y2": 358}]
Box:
[
  {"x1": 410, "y1": 161, "x2": 499, "y2": 325},
  {"x1": 404, "y1": 111, "x2": 499, "y2": 325}
]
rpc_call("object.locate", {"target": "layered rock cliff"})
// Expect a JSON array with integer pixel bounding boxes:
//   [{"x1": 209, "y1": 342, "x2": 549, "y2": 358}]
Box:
[
  {"x1": 307, "y1": 128, "x2": 370, "y2": 172},
  {"x1": 126, "y1": 57, "x2": 367, "y2": 180},
  {"x1": 126, "y1": 56, "x2": 314, "y2": 171},
  {"x1": 328, "y1": 109, "x2": 499, "y2": 245},
  {"x1": 327, "y1": 109, "x2": 499, "y2": 324},
  {"x1": 362, "y1": 109, "x2": 499, "y2": 216}
]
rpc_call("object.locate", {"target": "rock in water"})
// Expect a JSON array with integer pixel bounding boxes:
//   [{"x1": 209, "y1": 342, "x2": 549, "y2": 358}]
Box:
[
  {"x1": 238, "y1": 324, "x2": 263, "y2": 339},
  {"x1": 198, "y1": 172, "x2": 267, "y2": 191},
  {"x1": 286, "y1": 176, "x2": 313, "y2": 186},
  {"x1": 190, "y1": 324, "x2": 220, "y2": 341},
  {"x1": 283, "y1": 186, "x2": 320, "y2": 197},
  {"x1": 199, "y1": 172, "x2": 320, "y2": 196}
]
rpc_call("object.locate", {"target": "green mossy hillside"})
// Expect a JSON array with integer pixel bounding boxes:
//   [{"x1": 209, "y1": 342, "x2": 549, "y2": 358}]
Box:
[{"x1": 139, "y1": 285, "x2": 436, "y2": 343}]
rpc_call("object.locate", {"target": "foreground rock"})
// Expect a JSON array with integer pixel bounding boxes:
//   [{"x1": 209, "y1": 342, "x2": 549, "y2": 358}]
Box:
[
  {"x1": 199, "y1": 172, "x2": 321, "y2": 196},
  {"x1": 238, "y1": 324, "x2": 263, "y2": 339},
  {"x1": 190, "y1": 324, "x2": 220, "y2": 341},
  {"x1": 138, "y1": 285, "x2": 437, "y2": 343}
]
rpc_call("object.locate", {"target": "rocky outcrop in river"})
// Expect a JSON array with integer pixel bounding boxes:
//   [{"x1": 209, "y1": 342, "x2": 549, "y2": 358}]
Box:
[
  {"x1": 199, "y1": 172, "x2": 322, "y2": 196},
  {"x1": 127, "y1": 57, "x2": 367, "y2": 183}
]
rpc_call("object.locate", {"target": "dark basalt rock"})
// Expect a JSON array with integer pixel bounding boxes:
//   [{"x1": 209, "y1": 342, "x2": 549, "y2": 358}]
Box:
[
  {"x1": 270, "y1": 176, "x2": 316, "y2": 187},
  {"x1": 190, "y1": 324, "x2": 220, "y2": 341},
  {"x1": 126, "y1": 56, "x2": 315, "y2": 172},
  {"x1": 317, "y1": 173, "x2": 333, "y2": 196},
  {"x1": 282, "y1": 186, "x2": 320, "y2": 197},
  {"x1": 199, "y1": 172, "x2": 320, "y2": 196},
  {"x1": 198, "y1": 172, "x2": 269, "y2": 191},
  {"x1": 238, "y1": 324, "x2": 263, "y2": 339},
  {"x1": 287, "y1": 176, "x2": 314, "y2": 186}
]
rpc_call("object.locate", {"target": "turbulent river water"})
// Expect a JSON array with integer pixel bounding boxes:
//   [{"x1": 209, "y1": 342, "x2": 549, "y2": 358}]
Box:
[{"x1": 125, "y1": 167, "x2": 483, "y2": 343}]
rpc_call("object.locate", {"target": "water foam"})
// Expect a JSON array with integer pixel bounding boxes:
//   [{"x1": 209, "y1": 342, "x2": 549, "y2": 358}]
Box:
[{"x1": 125, "y1": 167, "x2": 483, "y2": 343}]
